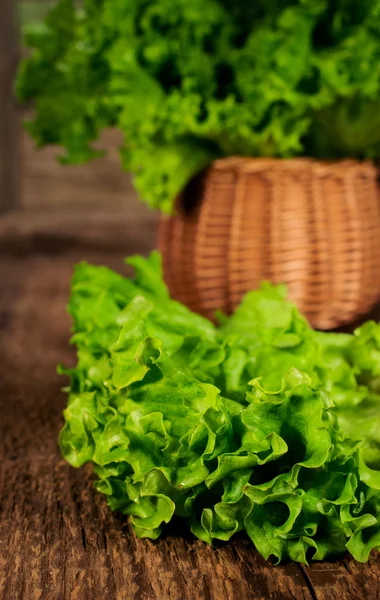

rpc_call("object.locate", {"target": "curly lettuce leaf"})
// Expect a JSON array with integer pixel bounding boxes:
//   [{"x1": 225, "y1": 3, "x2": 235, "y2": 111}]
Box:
[
  {"x1": 59, "y1": 253, "x2": 380, "y2": 563},
  {"x1": 17, "y1": 0, "x2": 380, "y2": 212}
]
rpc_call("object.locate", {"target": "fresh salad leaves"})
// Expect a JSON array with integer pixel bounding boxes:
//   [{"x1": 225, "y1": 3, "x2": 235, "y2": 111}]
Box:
[
  {"x1": 60, "y1": 252, "x2": 380, "y2": 563},
  {"x1": 17, "y1": 0, "x2": 380, "y2": 212}
]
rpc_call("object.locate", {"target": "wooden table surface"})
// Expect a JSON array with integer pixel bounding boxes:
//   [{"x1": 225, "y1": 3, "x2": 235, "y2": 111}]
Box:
[{"x1": 1, "y1": 207, "x2": 380, "y2": 600}]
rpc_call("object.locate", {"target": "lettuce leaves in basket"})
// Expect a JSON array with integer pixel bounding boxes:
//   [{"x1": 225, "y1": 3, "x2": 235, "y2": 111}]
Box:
[
  {"x1": 18, "y1": 0, "x2": 380, "y2": 212},
  {"x1": 60, "y1": 252, "x2": 380, "y2": 563}
]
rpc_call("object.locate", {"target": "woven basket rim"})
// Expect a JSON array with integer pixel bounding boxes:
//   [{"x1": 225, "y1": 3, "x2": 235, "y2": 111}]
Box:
[{"x1": 211, "y1": 156, "x2": 377, "y2": 176}]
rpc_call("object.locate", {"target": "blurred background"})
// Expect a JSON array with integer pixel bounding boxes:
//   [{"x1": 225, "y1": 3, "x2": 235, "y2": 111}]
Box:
[{"x1": 0, "y1": 0, "x2": 157, "y2": 262}]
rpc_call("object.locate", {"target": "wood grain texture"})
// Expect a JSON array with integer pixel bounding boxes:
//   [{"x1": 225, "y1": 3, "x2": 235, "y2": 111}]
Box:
[{"x1": 1, "y1": 210, "x2": 380, "y2": 600}]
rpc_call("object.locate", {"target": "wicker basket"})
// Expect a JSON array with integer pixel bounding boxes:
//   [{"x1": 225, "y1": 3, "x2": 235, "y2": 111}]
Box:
[{"x1": 158, "y1": 157, "x2": 380, "y2": 329}]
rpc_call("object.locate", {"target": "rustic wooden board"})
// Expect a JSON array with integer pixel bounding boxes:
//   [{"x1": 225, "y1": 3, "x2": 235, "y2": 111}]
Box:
[{"x1": 1, "y1": 211, "x2": 380, "y2": 600}]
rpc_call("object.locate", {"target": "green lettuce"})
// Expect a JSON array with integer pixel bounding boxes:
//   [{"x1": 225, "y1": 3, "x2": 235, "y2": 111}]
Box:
[
  {"x1": 17, "y1": 0, "x2": 380, "y2": 212},
  {"x1": 60, "y1": 252, "x2": 380, "y2": 563}
]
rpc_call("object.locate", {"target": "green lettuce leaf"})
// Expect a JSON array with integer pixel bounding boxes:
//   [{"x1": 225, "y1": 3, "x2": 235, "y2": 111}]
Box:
[
  {"x1": 17, "y1": 0, "x2": 380, "y2": 212},
  {"x1": 59, "y1": 252, "x2": 380, "y2": 563}
]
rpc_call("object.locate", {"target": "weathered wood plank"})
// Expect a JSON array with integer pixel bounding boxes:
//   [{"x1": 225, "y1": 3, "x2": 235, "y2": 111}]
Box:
[
  {"x1": 0, "y1": 0, "x2": 21, "y2": 212},
  {"x1": 0, "y1": 459, "x2": 314, "y2": 600},
  {"x1": 299, "y1": 559, "x2": 380, "y2": 600}
]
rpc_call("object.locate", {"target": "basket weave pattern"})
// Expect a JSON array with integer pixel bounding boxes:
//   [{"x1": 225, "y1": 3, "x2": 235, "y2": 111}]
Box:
[{"x1": 158, "y1": 158, "x2": 380, "y2": 329}]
